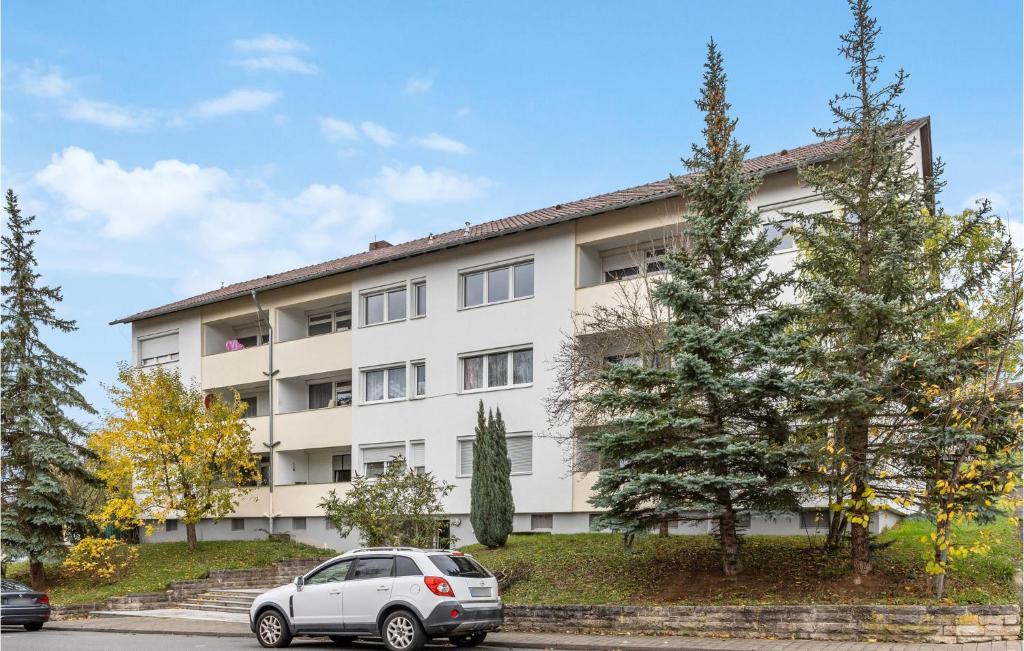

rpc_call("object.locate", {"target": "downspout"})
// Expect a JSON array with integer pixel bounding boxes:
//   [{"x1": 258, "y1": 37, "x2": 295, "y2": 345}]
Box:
[{"x1": 251, "y1": 290, "x2": 279, "y2": 537}]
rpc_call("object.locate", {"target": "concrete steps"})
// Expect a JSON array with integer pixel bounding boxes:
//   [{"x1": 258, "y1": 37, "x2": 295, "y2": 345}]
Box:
[{"x1": 177, "y1": 589, "x2": 263, "y2": 614}]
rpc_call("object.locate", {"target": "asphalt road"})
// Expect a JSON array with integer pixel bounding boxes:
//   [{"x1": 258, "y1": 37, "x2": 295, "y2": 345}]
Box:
[{"x1": 0, "y1": 628, "x2": 529, "y2": 651}]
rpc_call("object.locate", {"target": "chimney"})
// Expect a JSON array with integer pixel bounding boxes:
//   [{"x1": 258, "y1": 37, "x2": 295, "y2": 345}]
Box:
[{"x1": 368, "y1": 239, "x2": 392, "y2": 251}]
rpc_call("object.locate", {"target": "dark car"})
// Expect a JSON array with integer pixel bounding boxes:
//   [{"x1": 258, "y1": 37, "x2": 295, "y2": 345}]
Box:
[{"x1": 0, "y1": 579, "x2": 50, "y2": 631}]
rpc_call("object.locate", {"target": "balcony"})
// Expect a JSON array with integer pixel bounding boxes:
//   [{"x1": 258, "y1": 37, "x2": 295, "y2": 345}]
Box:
[
  {"x1": 275, "y1": 330, "x2": 352, "y2": 380},
  {"x1": 275, "y1": 407, "x2": 352, "y2": 451},
  {"x1": 575, "y1": 277, "x2": 660, "y2": 316},
  {"x1": 202, "y1": 345, "x2": 268, "y2": 390},
  {"x1": 229, "y1": 486, "x2": 272, "y2": 518},
  {"x1": 275, "y1": 483, "x2": 352, "y2": 517},
  {"x1": 571, "y1": 471, "x2": 599, "y2": 512}
]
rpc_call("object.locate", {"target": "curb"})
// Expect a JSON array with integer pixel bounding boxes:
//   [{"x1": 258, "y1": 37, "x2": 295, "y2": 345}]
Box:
[{"x1": 45, "y1": 624, "x2": 250, "y2": 639}]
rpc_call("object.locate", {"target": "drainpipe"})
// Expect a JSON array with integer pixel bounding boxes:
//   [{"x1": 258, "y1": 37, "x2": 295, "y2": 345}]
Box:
[{"x1": 251, "y1": 290, "x2": 279, "y2": 537}]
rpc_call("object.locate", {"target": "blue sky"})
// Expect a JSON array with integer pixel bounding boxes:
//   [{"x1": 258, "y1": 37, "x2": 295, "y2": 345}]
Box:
[{"x1": 2, "y1": 1, "x2": 1021, "y2": 419}]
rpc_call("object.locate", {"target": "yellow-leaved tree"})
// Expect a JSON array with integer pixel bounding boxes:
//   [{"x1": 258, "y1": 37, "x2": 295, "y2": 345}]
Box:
[{"x1": 90, "y1": 363, "x2": 259, "y2": 550}]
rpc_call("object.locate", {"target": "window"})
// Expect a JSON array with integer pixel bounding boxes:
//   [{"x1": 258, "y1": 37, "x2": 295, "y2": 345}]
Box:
[
  {"x1": 307, "y1": 309, "x2": 352, "y2": 337},
  {"x1": 461, "y1": 260, "x2": 534, "y2": 307},
  {"x1": 412, "y1": 281, "x2": 427, "y2": 317},
  {"x1": 462, "y1": 347, "x2": 532, "y2": 391},
  {"x1": 764, "y1": 218, "x2": 795, "y2": 253},
  {"x1": 507, "y1": 435, "x2": 533, "y2": 474},
  {"x1": 165, "y1": 519, "x2": 178, "y2": 532},
  {"x1": 257, "y1": 453, "x2": 270, "y2": 486},
  {"x1": 332, "y1": 454, "x2": 352, "y2": 482},
  {"x1": 352, "y1": 557, "x2": 394, "y2": 580},
  {"x1": 427, "y1": 554, "x2": 489, "y2": 578},
  {"x1": 231, "y1": 518, "x2": 245, "y2": 531},
  {"x1": 531, "y1": 514, "x2": 553, "y2": 530},
  {"x1": 139, "y1": 332, "x2": 179, "y2": 367},
  {"x1": 410, "y1": 441, "x2": 425, "y2": 474},
  {"x1": 362, "y1": 444, "x2": 405, "y2": 478},
  {"x1": 363, "y1": 287, "x2": 407, "y2": 325},
  {"x1": 307, "y1": 559, "x2": 352, "y2": 585},
  {"x1": 240, "y1": 396, "x2": 258, "y2": 418},
  {"x1": 458, "y1": 438, "x2": 474, "y2": 476},
  {"x1": 412, "y1": 362, "x2": 426, "y2": 397},
  {"x1": 335, "y1": 381, "x2": 353, "y2": 406},
  {"x1": 292, "y1": 517, "x2": 306, "y2": 531},
  {"x1": 364, "y1": 366, "x2": 406, "y2": 402},
  {"x1": 801, "y1": 508, "x2": 829, "y2": 530},
  {"x1": 309, "y1": 382, "x2": 333, "y2": 409},
  {"x1": 602, "y1": 247, "x2": 666, "y2": 282},
  {"x1": 395, "y1": 556, "x2": 422, "y2": 577},
  {"x1": 233, "y1": 326, "x2": 270, "y2": 349}
]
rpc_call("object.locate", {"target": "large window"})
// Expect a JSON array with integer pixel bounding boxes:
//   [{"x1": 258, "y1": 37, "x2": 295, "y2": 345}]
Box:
[
  {"x1": 139, "y1": 332, "x2": 179, "y2": 367},
  {"x1": 362, "y1": 444, "x2": 405, "y2": 478},
  {"x1": 332, "y1": 454, "x2": 352, "y2": 482},
  {"x1": 462, "y1": 348, "x2": 532, "y2": 391},
  {"x1": 458, "y1": 434, "x2": 532, "y2": 476},
  {"x1": 363, "y1": 287, "x2": 407, "y2": 326},
  {"x1": 307, "y1": 309, "x2": 352, "y2": 336},
  {"x1": 602, "y1": 247, "x2": 666, "y2": 282},
  {"x1": 461, "y1": 260, "x2": 534, "y2": 307},
  {"x1": 364, "y1": 366, "x2": 406, "y2": 402},
  {"x1": 308, "y1": 382, "x2": 333, "y2": 409}
]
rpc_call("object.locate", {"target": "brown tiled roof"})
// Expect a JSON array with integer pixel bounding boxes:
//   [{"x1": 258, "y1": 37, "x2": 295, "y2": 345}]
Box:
[{"x1": 112, "y1": 116, "x2": 930, "y2": 324}]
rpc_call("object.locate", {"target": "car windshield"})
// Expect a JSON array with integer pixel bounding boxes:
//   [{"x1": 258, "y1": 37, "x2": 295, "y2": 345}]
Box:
[
  {"x1": 427, "y1": 554, "x2": 490, "y2": 578},
  {"x1": 1, "y1": 579, "x2": 30, "y2": 592}
]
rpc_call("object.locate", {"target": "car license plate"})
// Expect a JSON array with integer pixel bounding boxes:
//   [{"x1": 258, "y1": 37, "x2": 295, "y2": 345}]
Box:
[{"x1": 469, "y1": 587, "x2": 491, "y2": 598}]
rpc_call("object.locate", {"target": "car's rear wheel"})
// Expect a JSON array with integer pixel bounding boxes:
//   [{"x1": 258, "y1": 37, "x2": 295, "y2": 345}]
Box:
[
  {"x1": 23, "y1": 622, "x2": 43, "y2": 632},
  {"x1": 381, "y1": 609, "x2": 425, "y2": 651},
  {"x1": 329, "y1": 635, "x2": 355, "y2": 646},
  {"x1": 450, "y1": 631, "x2": 487, "y2": 647},
  {"x1": 256, "y1": 610, "x2": 293, "y2": 648}
]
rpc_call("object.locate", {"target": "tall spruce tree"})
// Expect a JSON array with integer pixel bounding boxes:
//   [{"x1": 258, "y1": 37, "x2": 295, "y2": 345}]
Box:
[
  {"x1": 469, "y1": 401, "x2": 514, "y2": 548},
  {"x1": 587, "y1": 41, "x2": 800, "y2": 575},
  {"x1": 1, "y1": 189, "x2": 96, "y2": 589},
  {"x1": 790, "y1": 0, "x2": 997, "y2": 577}
]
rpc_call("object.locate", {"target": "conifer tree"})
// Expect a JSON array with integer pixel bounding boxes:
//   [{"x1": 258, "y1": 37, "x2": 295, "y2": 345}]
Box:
[
  {"x1": 470, "y1": 401, "x2": 514, "y2": 548},
  {"x1": 791, "y1": 0, "x2": 1003, "y2": 577},
  {"x1": 587, "y1": 41, "x2": 800, "y2": 575},
  {"x1": 1, "y1": 189, "x2": 96, "y2": 589}
]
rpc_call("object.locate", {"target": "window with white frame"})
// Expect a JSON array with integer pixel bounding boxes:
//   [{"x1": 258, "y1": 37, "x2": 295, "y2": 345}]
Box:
[
  {"x1": 361, "y1": 444, "x2": 405, "y2": 478},
  {"x1": 363, "y1": 365, "x2": 406, "y2": 402},
  {"x1": 412, "y1": 280, "x2": 427, "y2": 317},
  {"x1": 763, "y1": 217, "x2": 795, "y2": 253},
  {"x1": 457, "y1": 433, "x2": 532, "y2": 476},
  {"x1": 461, "y1": 260, "x2": 534, "y2": 308},
  {"x1": 240, "y1": 396, "x2": 259, "y2": 418},
  {"x1": 308, "y1": 308, "x2": 352, "y2": 336},
  {"x1": 138, "y1": 332, "x2": 179, "y2": 367},
  {"x1": 602, "y1": 246, "x2": 666, "y2": 282},
  {"x1": 412, "y1": 361, "x2": 426, "y2": 397},
  {"x1": 410, "y1": 440, "x2": 425, "y2": 474},
  {"x1": 363, "y1": 286, "x2": 407, "y2": 326},
  {"x1": 461, "y1": 347, "x2": 532, "y2": 391}
]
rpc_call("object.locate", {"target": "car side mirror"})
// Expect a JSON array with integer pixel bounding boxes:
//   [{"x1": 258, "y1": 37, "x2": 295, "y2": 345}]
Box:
[{"x1": 294, "y1": 575, "x2": 304, "y2": 591}]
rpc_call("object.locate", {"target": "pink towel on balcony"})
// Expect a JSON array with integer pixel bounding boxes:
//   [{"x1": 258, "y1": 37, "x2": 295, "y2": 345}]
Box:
[{"x1": 225, "y1": 339, "x2": 245, "y2": 351}]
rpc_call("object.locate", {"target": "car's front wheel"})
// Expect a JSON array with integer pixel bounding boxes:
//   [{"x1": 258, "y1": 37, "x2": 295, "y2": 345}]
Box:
[
  {"x1": 255, "y1": 609, "x2": 293, "y2": 648},
  {"x1": 381, "y1": 609, "x2": 426, "y2": 651},
  {"x1": 450, "y1": 631, "x2": 487, "y2": 647},
  {"x1": 23, "y1": 622, "x2": 43, "y2": 632}
]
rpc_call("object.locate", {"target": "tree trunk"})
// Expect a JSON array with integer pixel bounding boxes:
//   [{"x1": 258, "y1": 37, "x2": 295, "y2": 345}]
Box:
[
  {"x1": 933, "y1": 517, "x2": 950, "y2": 599},
  {"x1": 658, "y1": 517, "x2": 669, "y2": 538},
  {"x1": 848, "y1": 417, "x2": 872, "y2": 578},
  {"x1": 29, "y1": 558, "x2": 46, "y2": 591},
  {"x1": 186, "y1": 522, "x2": 198, "y2": 551},
  {"x1": 717, "y1": 495, "x2": 743, "y2": 576},
  {"x1": 825, "y1": 510, "x2": 847, "y2": 551}
]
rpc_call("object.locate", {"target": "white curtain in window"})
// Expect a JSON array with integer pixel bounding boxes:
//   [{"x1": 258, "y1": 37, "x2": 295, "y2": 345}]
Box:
[
  {"x1": 513, "y1": 349, "x2": 533, "y2": 384},
  {"x1": 365, "y1": 370, "x2": 385, "y2": 401},
  {"x1": 458, "y1": 439, "x2": 474, "y2": 475},
  {"x1": 387, "y1": 367, "x2": 406, "y2": 399},
  {"x1": 487, "y1": 352, "x2": 508, "y2": 387},
  {"x1": 463, "y1": 356, "x2": 484, "y2": 390},
  {"x1": 507, "y1": 435, "x2": 533, "y2": 473}
]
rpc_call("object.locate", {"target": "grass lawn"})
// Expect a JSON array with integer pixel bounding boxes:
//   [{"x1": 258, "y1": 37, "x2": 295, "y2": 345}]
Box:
[
  {"x1": 464, "y1": 516, "x2": 1021, "y2": 606},
  {"x1": 6, "y1": 540, "x2": 327, "y2": 606}
]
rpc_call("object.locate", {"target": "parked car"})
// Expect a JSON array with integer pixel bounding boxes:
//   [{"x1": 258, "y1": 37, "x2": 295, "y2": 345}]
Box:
[
  {"x1": 249, "y1": 547, "x2": 503, "y2": 650},
  {"x1": 0, "y1": 579, "x2": 50, "y2": 631}
]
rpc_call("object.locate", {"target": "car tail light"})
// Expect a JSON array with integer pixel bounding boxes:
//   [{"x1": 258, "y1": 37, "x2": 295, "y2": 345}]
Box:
[
  {"x1": 36, "y1": 595, "x2": 49, "y2": 605},
  {"x1": 423, "y1": 576, "x2": 453, "y2": 596}
]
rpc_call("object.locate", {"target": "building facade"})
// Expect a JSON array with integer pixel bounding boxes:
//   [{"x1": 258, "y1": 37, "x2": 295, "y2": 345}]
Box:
[{"x1": 115, "y1": 119, "x2": 931, "y2": 549}]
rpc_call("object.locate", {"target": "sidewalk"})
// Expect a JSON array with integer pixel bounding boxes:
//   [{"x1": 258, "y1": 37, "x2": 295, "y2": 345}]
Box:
[{"x1": 46, "y1": 615, "x2": 1024, "y2": 650}]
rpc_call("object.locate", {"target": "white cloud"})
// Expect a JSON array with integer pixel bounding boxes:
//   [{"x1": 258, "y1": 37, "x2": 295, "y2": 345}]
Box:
[
  {"x1": 63, "y1": 98, "x2": 154, "y2": 130},
  {"x1": 191, "y1": 90, "x2": 280, "y2": 118},
  {"x1": 233, "y1": 34, "x2": 310, "y2": 53},
  {"x1": 410, "y1": 133, "x2": 469, "y2": 154},
  {"x1": 232, "y1": 34, "x2": 317, "y2": 75},
  {"x1": 405, "y1": 72, "x2": 435, "y2": 95},
  {"x1": 18, "y1": 64, "x2": 74, "y2": 98},
  {"x1": 962, "y1": 191, "x2": 1009, "y2": 215},
  {"x1": 319, "y1": 117, "x2": 359, "y2": 143},
  {"x1": 371, "y1": 165, "x2": 491, "y2": 203},
  {"x1": 360, "y1": 121, "x2": 397, "y2": 147},
  {"x1": 456, "y1": 106, "x2": 472, "y2": 118}
]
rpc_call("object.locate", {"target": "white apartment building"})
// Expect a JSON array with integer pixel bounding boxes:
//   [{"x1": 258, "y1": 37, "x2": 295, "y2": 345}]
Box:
[{"x1": 113, "y1": 118, "x2": 932, "y2": 549}]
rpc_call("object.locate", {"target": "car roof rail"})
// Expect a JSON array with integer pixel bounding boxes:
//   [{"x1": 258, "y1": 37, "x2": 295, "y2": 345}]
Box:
[{"x1": 347, "y1": 546, "x2": 424, "y2": 554}]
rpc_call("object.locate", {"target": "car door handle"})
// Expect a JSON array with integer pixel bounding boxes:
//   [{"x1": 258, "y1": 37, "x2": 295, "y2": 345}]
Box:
[
  {"x1": 329, "y1": 590, "x2": 342, "y2": 595},
  {"x1": 376, "y1": 586, "x2": 389, "y2": 591}
]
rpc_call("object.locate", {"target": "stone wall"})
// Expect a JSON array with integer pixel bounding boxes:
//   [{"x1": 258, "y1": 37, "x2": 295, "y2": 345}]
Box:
[{"x1": 504, "y1": 604, "x2": 1021, "y2": 644}]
